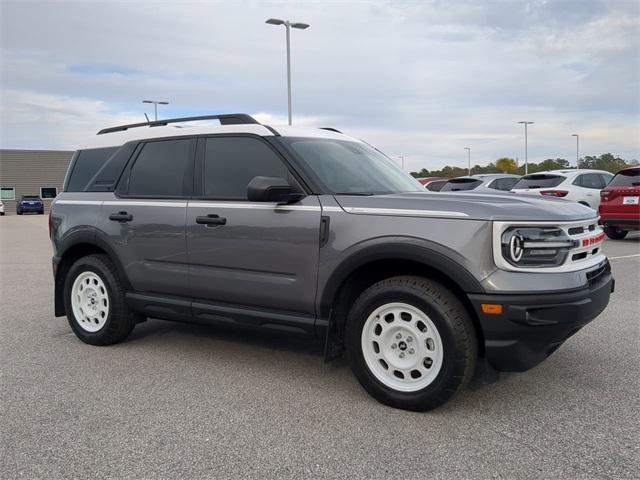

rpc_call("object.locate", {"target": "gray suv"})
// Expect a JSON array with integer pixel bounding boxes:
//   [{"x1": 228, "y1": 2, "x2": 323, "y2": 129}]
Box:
[{"x1": 50, "y1": 114, "x2": 613, "y2": 411}]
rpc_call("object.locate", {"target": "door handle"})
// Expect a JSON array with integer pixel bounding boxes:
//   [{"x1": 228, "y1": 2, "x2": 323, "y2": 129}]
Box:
[
  {"x1": 196, "y1": 214, "x2": 227, "y2": 226},
  {"x1": 109, "y1": 211, "x2": 133, "y2": 222}
]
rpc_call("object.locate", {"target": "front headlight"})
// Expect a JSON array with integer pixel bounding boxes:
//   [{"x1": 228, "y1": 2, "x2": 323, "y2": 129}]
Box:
[{"x1": 500, "y1": 227, "x2": 578, "y2": 267}]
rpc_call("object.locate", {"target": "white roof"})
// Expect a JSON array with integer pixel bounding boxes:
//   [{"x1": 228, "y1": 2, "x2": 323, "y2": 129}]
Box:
[
  {"x1": 532, "y1": 169, "x2": 613, "y2": 177},
  {"x1": 78, "y1": 123, "x2": 354, "y2": 150}
]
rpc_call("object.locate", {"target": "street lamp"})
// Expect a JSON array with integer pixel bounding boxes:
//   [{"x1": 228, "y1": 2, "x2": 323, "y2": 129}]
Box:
[
  {"x1": 142, "y1": 100, "x2": 169, "y2": 121},
  {"x1": 518, "y1": 121, "x2": 534, "y2": 175},
  {"x1": 464, "y1": 147, "x2": 471, "y2": 175},
  {"x1": 266, "y1": 18, "x2": 310, "y2": 126},
  {"x1": 571, "y1": 134, "x2": 579, "y2": 169}
]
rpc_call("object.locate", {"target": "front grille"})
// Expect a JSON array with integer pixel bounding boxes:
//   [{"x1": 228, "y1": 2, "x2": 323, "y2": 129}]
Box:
[
  {"x1": 564, "y1": 220, "x2": 603, "y2": 266},
  {"x1": 568, "y1": 222, "x2": 598, "y2": 236}
]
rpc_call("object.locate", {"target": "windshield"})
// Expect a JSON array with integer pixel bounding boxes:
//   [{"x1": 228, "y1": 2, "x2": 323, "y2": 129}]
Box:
[
  {"x1": 609, "y1": 169, "x2": 640, "y2": 187},
  {"x1": 440, "y1": 178, "x2": 482, "y2": 192},
  {"x1": 280, "y1": 137, "x2": 423, "y2": 195},
  {"x1": 512, "y1": 174, "x2": 565, "y2": 189}
]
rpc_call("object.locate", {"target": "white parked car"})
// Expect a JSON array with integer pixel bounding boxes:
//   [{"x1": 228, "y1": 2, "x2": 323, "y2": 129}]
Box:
[
  {"x1": 0, "y1": 200, "x2": 5, "y2": 216},
  {"x1": 439, "y1": 174, "x2": 521, "y2": 193},
  {"x1": 511, "y1": 169, "x2": 613, "y2": 210}
]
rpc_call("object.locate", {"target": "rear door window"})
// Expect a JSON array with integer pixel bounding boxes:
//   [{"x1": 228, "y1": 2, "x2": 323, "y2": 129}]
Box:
[
  {"x1": 608, "y1": 169, "x2": 640, "y2": 187},
  {"x1": 66, "y1": 147, "x2": 118, "y2": 191},
  {"x1": 512, "y1": 174, "x2": 565, "y2": 189},
  {"x1": 440, "y1": 178, "x2": 482, "y2": 191},
  {"x1": 127, "y1": 139, "x2": 193, "y2": 197}
]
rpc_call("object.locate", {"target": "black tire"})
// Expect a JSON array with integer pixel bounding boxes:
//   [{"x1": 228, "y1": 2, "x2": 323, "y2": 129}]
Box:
[
  {"x1": 39, "y1": 209, "x2": 44, "y2": 215},
  {"x1": 16, "y1": 209, "x2": 21, "y2": 215},
  {"x1": 604, "y1": 226, "x2": 628, "y2": 240},
  {"x1": 345, "y1": 276, "x2": 477, "y2": 411},
  {"x1": 64, "y1": 254, "x2": 135, "y2": 345}
]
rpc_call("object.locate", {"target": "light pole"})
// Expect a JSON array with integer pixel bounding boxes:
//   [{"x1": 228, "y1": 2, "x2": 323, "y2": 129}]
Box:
[
  {"x1": 397, "y1": 156, "x2": 405, "y2": 170},
  {"x1": 464, "y1": 147, "x2": 471, "y2": 175},
  {"x1": 518, "y1": 121, "x2": 534, "y2": 174},
  {"x1": 266, "y1": 18, "x2": 310, "y2": 126},
  {"x1": 572, "y1": 134, "x2": 579, "y2": 169},
  {"x1": 142, "y1": 100, "x2": 169, "y2": 121}
]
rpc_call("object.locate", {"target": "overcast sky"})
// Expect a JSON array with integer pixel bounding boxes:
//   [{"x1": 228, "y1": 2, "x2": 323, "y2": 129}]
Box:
[{"x1": 1, "y1": 0, "x2": 638, "y2": 171}]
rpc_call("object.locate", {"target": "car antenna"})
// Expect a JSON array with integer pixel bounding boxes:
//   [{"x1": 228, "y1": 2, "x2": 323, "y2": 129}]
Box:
[{"x1": 144, "y1": 113, "x2": 151, "y2": 124}]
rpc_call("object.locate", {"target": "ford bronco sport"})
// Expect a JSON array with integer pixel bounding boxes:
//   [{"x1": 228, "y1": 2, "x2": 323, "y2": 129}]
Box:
[{"x1": 50, "y1": 114, "x2": 613, "y2": 411}]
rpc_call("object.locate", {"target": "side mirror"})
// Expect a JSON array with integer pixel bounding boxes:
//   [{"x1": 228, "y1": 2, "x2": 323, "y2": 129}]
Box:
[{"x1": 247, "y1": 176, "x2": 304, "y2": 204}]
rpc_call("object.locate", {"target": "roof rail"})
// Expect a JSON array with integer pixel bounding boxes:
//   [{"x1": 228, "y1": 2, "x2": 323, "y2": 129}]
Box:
[{"x1": 97, "y1": 114, "x2": 260, "y2": 135}]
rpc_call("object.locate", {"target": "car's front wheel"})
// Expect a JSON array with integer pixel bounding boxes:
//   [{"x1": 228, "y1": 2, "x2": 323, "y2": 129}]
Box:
[
  {"x1": 64, "y1": 254, "x2": 136, "y2": 345},
  {"x1": 345, "y1": 276, "x2": 477, "y2": 411},
  {"x1": 604, "y1": 226, "x2": 628, "y2": 240}
]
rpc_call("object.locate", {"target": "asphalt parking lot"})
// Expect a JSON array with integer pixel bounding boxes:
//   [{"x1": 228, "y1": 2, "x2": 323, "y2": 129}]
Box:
[{"x1": 1, "y1": 215, "x2": 638, "y2": 479}]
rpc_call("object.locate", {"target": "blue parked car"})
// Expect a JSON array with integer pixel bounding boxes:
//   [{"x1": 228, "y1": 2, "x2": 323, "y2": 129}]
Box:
[{"x1": 17, "y1": 195, "x2": 44, "y2": 215}]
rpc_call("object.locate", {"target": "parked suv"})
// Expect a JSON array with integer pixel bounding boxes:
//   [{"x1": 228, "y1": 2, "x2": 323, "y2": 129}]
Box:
[
  {"x1": 599, "y1": 166, "x2": 640, "y2": 239},
  {"x1": 511, "y1": 169, "x2": 613, "y2": 209},
  {"x1": 17, "y1": 195, "x2": 44, "y2": 215},
  {"x1": 50, "y1": 114, "x2": 613, "y2": 411},
  {"x1": 440, "y1": 174, "x2": 520, "y2": 193}
]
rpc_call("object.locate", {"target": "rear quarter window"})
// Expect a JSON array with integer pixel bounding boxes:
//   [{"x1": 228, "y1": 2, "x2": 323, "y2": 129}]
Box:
[
  {"x1": 65, "y1": 147, "x2": 118, "y2": 192},
  {"x1": 512, "y1": 174, "x2": 565, "y2": 189}
]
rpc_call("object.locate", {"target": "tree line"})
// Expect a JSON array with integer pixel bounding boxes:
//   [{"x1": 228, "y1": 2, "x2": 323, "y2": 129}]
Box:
[{"x1": 410, "y1": 153, "x2": 638, "y2": 178}]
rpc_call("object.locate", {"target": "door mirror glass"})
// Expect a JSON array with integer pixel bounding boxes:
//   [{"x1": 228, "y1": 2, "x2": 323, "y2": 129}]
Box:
[{"x1": 247, "y1": 176, "x2": 303, "y2": 204}]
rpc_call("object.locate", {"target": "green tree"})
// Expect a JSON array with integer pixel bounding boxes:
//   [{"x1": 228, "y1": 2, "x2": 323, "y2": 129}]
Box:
[
  {"x1": 495, "y1": 157, "x2": 517, "y2": 173},
  {"x1": 579, "y1": 153, "x2": 627, "y2": 173}
]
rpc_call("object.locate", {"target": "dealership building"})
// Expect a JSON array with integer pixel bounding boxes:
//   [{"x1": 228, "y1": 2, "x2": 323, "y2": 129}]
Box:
[{"x1": 0, "y1": 149, "x2": 73, "y2": 215}]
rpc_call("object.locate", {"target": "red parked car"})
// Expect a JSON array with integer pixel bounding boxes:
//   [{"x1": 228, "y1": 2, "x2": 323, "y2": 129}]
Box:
[{"x1": 599, "y1": 166, "x2": 640, "y2": 239}]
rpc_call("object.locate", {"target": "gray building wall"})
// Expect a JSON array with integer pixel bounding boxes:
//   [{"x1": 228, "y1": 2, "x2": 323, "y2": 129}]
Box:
[{"x1": 0, "y1": 149, "x2": 73, "y2": 215}]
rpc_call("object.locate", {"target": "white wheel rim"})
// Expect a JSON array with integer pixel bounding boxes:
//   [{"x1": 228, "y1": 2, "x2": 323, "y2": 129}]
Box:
[
  {"x1": 71, "y1": 271, "x2": 110, "y2": 333},
  {"x1": 361, "y1": 302, "x2": 444, "y2": 392}
]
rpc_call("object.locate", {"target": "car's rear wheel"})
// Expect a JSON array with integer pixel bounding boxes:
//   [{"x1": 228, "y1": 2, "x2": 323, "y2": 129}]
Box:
[
  {"x1": 604, "y1": 226, "x2": 628, "y2": 240},
  {"x1": 345, "y1": 276, "x2": 477, "y2": 411},
  {"x1": 64, "y1": 254, "x2": 135, "y2": 345}
]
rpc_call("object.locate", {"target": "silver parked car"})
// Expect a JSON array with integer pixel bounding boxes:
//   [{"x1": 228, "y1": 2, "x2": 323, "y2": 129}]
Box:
[{"x1": 440, "y1": 174, "x2": 521, "y2": 193}]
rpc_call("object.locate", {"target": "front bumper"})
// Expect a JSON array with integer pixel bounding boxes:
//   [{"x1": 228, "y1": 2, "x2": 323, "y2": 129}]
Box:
[{"x1": 469, "y1": 265, "x2": 614, "y2": 372}]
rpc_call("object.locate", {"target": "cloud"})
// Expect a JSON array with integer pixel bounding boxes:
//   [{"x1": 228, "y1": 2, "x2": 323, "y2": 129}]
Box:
[{"x1": 1, "y1": 0, "x2": 638, "y2": 171}]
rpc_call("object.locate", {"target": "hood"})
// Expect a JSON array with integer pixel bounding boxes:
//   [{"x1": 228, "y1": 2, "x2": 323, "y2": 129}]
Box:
[{"x1": 334, "y1": 191, "x2": 596, "y2": 222}]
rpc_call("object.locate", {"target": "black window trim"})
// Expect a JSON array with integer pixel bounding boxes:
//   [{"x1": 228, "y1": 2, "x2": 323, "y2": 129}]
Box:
[
  {"x1": 116, "y1": 136, "x2": 197, "y2": 200},
  {"x1": 193, "y1": 133, "x2": 309, "y2": 202}
]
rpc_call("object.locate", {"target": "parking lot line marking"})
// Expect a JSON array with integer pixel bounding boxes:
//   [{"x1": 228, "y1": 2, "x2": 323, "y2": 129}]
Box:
[{"x1": 608, "y1": 254, "x2": 640, "y2": 260}]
